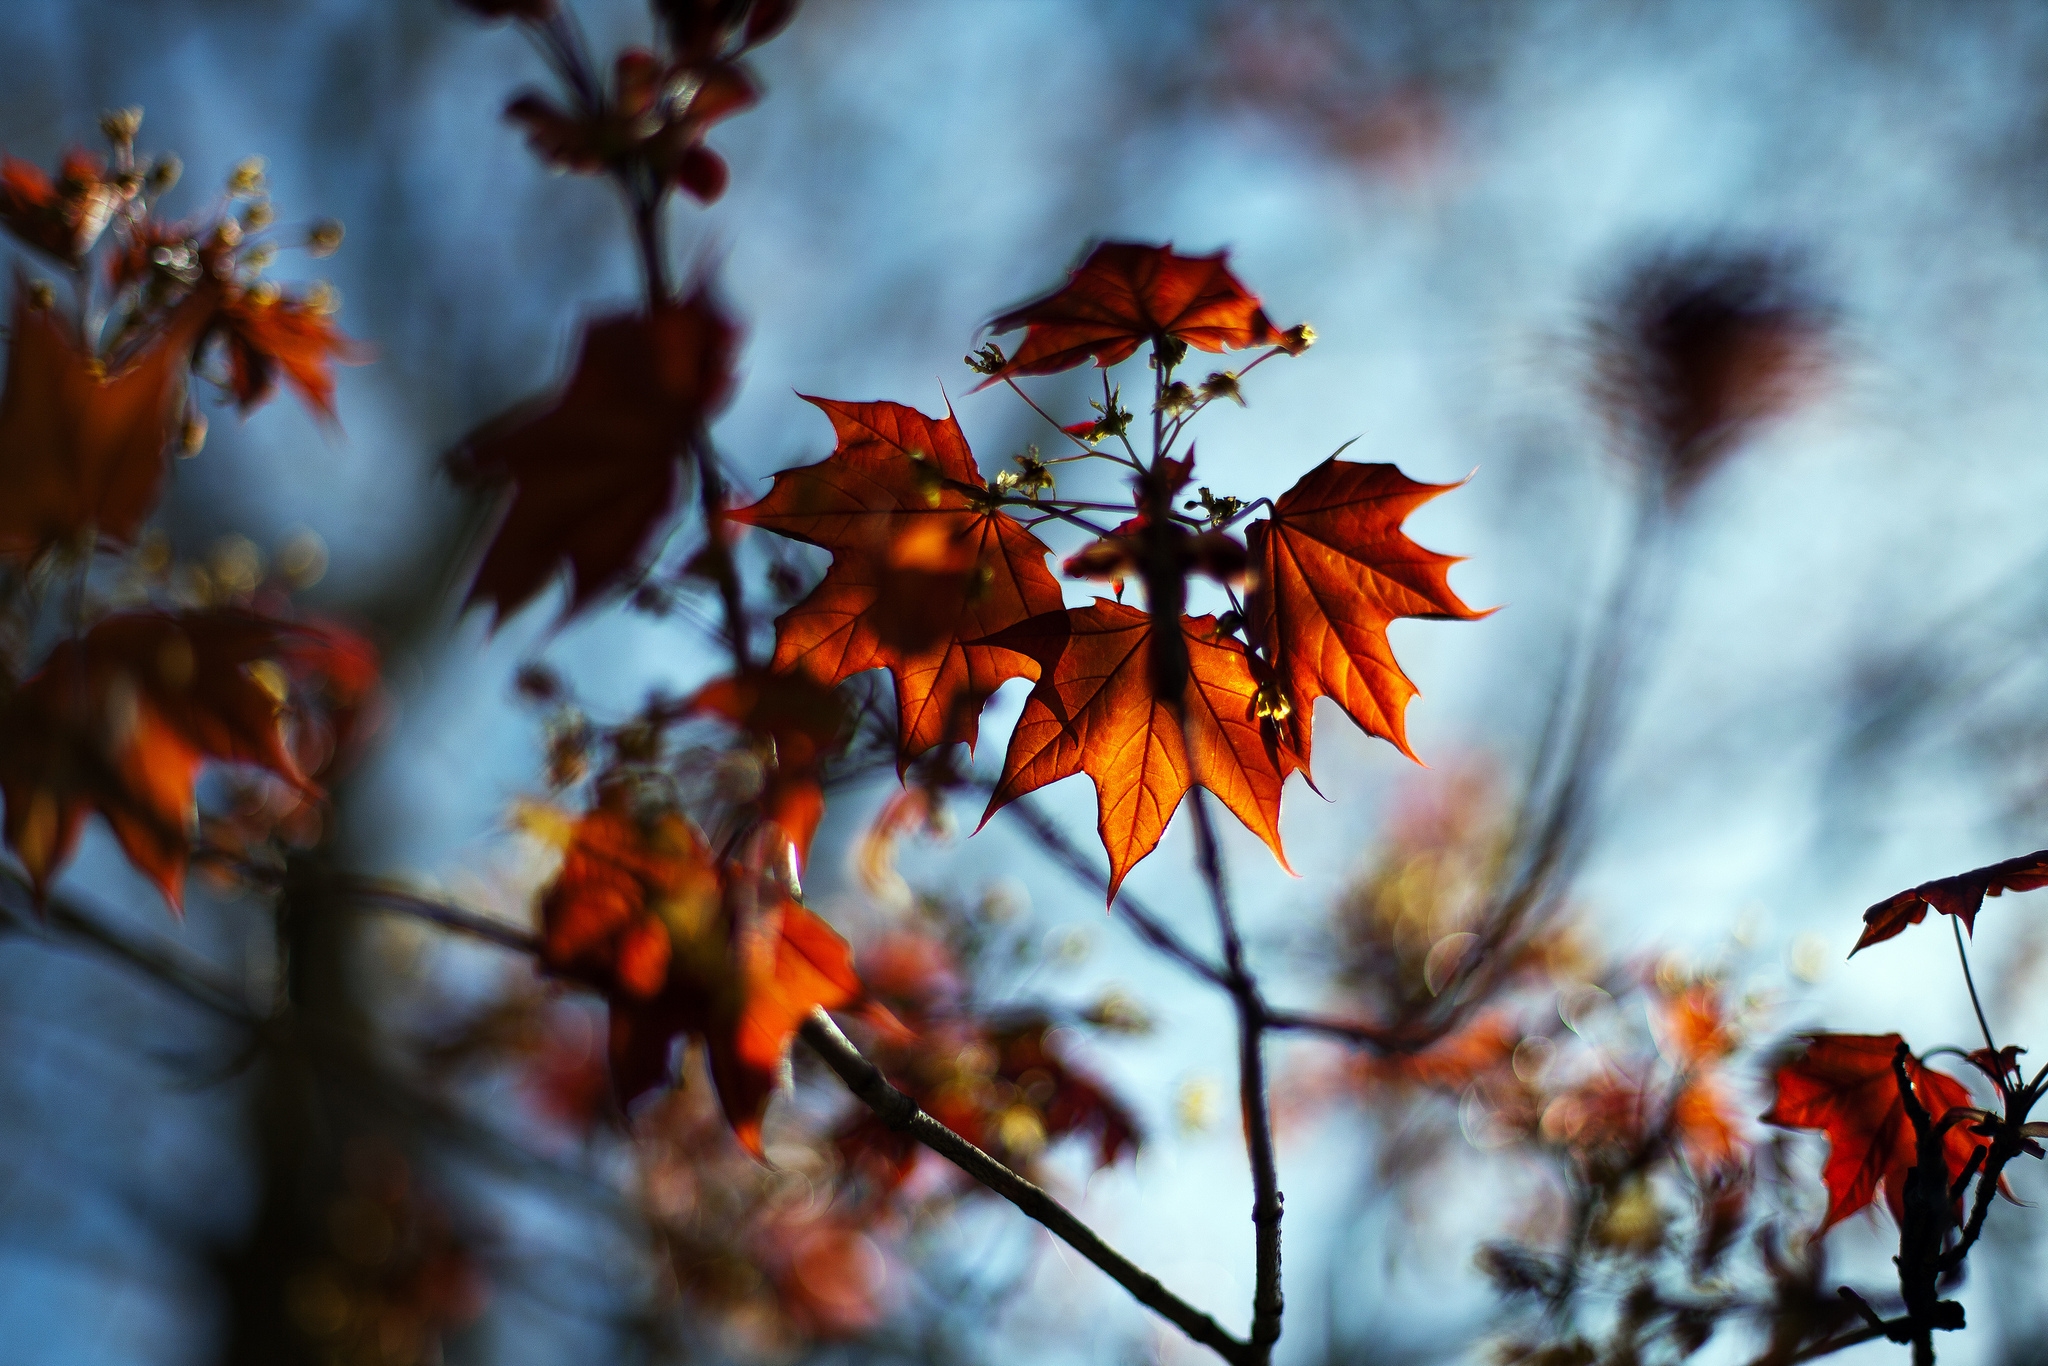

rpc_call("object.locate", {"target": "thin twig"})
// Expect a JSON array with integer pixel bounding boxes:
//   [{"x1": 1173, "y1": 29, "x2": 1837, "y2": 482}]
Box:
[
  {"x1": 333, "y1": 879, "x2": 542, "y2": 956},
  {"x1": 1186, "y1": 790, "x2": 1283, "y2": 1360},
  {"x1": 1003, "y1": 794, "x2": 1228, "y2": 987},
  {"x1": 799, "y1": 1008, "x2": 1252, "y2": 1363}
]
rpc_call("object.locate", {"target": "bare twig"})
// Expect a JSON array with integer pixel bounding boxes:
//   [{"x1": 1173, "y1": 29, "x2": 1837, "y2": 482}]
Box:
[
  {"x1": 1003, "y1": 793, "x2": 1228, "y2": 987},
  {"x1": 798, "y1": 1008, "x2": 1253, "y2": 1363},
  {"x1": 1185, "y1": 790, "x2": 1283, "y2": 1361}
]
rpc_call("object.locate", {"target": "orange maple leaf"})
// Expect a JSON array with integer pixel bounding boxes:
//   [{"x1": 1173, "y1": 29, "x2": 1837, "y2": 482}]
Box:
[
  {"x1": 0, "y1": 609, "x2": 369, "y2": 908},
  {"x1": 212, "y1": 286, "x2": 368, "y2": 420},
  {"x1": 0, "y1": 281, "x2": 216, "y2": 563},
  {"x1": 977, "y1": 601, "x2": 1301, "y2": 899},
  {"x1": 537, "y1": 793, "x2": 860, "y2": 1154},
  {"x1": 449, "y1": 289, "x2": 737, "y2": 624},
  {"x1": 729, "y1": 397, "x2": 1062, "y2": 765},
  {"x1": 980, "y1": 241, "x2": 1294, "y2": 383},
  {"x1": 1855, "y1": 849, "x2": 2048, "y2": 954},
  {"x1": 1762, "y1": 1033, "x2": 1986, "y2": 1231},
  {"x1": 1245, "y1": 458, "x2": 1487, "y2": 763}
]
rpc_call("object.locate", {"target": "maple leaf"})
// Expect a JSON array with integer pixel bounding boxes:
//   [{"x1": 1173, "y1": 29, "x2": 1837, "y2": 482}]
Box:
[
  {"x1": 979, "y1": 242, "x2": 1293, "y2": 384},
  {"x1": 536, "y1": 793, "x2": 860, "y2": 1154},
  {"x1": 1245, "y1": 458, "x2": 1487, "y2": 763},
  {"x1": 211, "y1": 286, "x2": 367, "y2": 420},
  {"x1": 449, "y1": 289, "x2": 737, "y2": 624},
  {"x1": 1855, "y1": 849, "x2": 2048, "y2": 954},
  {"x1": 1762, "y1": 1033, "x2": 1985, "y2": 1231},
  {"x1": 683, "y1": 669, "x2": 848, "y2": 869},
  {"x1": 976, "y1": 601, "x2": 1302, "y2": 899},
  {"x1": 0, "y1": 281, "x2": 216, "y2": 563},
  {"x1": 728, "y1": 397, "x2": 1062, "y2": 764},
  {"x1": 0, "y1": 609, "x2": 369, "y2": 908},
  {"x1": 0, "y1": 150, "x2": 125, "y2": 264}
]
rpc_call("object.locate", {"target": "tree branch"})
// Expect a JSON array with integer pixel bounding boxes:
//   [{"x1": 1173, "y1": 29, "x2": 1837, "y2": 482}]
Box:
[
  {"x1": 798, "y1": 1008, "x2": 1253, "y2": 1363},
  {"x1": 1185, "y1": 790, "x2": 1283, "y2": 1360},
  {"x1": 1003, "y1": 793, "x2": 1229, "y2": 987}
]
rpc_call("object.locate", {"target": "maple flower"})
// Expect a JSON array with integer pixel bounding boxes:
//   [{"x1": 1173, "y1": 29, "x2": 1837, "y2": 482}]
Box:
[
  {"x1": 977, "y1": 241, "x2": 1298, "y2": 385},
  {"x1": 506, "y1": 47, "x2": 757, "y2": 203}
]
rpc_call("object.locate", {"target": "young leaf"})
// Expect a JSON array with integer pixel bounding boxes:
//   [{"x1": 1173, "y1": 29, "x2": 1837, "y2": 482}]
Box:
[
  {"x1": 976, "y1": 601, "x2": 1301, "y2": 899},
  {"x1": 1245, "y1": 457, "x2": 1487, "y2": 763},
  {"x1": 728, "y1": 398, "x2": 1061, "y2": 765},
  {"x1": 448, "y1": 289, "x2": 736, "y2": 625},
  {"x1": 0, "y1": 281, "x2": 215, "y2": 562},
  {"x1": 1762, "y1": 1033, "x2": 1984, "y2": 1231},
  {"x1": 0, "y1": 609, "x2": 370, "y2": 908},
  {"x1": 978, "y1": 242, "x2": 1291, "y2": 384},
  {"x1": 1855, "y1": 849, "x2": 2048, "y2": 953}
]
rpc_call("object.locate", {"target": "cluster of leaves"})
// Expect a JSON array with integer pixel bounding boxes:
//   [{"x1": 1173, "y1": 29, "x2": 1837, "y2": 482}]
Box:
[
  {"x1": 444, "y1": 0, "x2": 1489, "y2": 1167},
  {"x1": 426, "y1": 861, "x2": 1150, "y2": 1352},
  {"x1": 729, "y1": 240, "x2": 1482, "y2": 901},
  {"x1": 0, "y1": 110, "x2": 374, "y2": 911}
]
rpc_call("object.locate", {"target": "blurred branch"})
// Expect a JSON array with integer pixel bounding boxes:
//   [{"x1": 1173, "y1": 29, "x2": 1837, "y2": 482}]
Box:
[
  {"x1": 0, "y1": 871, "x2": 256, "y2": 1024},
  {"x1": 334, "y1": 877, "x2": 542, "y2": 955}
]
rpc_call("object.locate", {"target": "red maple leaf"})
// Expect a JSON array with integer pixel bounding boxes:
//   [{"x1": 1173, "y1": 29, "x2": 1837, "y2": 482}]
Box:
[
  {"x1": 0, "y1": 609, "x2": 371, "y2": 908},
  {"x1": 0, "y1": 150, "x2": 124, "y2": 264},
  {"x1": 980, "y1": 241, "x2": 1297, "y2": 383},
  {"x1": 1245, "y1": 458, "x2": 1487, "y2": 763},
  {"x1": 537, "y1": 792, "x2": 860, "y2": 1154},
  {"x1": 0, "y1": 280, "x2": 216, "y2": 563},
  {"x1": 211, "y1": 286, "x2": 368, "y2": 420},
  {"x1": 449, "y1": 289, "x2": 737, "y2": 624},
  {"x1": 1855, "y1": 849, "x2": 2048, "y2": 954},
  {"x1": 1762, "y1": 1033, "x2": 1986, "y2": 1231},
  {"x1": 728, "y1": 397, "x2": 1062, "y2": 765},
  {"x1": 977, "y1": 601, "x2": 1301, "y2": 898}
]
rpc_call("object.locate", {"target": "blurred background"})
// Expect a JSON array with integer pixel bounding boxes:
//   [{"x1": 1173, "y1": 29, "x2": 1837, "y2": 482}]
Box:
[{"x1": 6, "y1": 1, "x2": 2048, "y2": 1363}]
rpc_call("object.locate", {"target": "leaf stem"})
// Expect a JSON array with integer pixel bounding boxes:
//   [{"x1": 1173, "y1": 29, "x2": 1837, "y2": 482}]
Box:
[{"x1": 1952, "y1": 916, "x2": 1997, "y2": 1056}]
